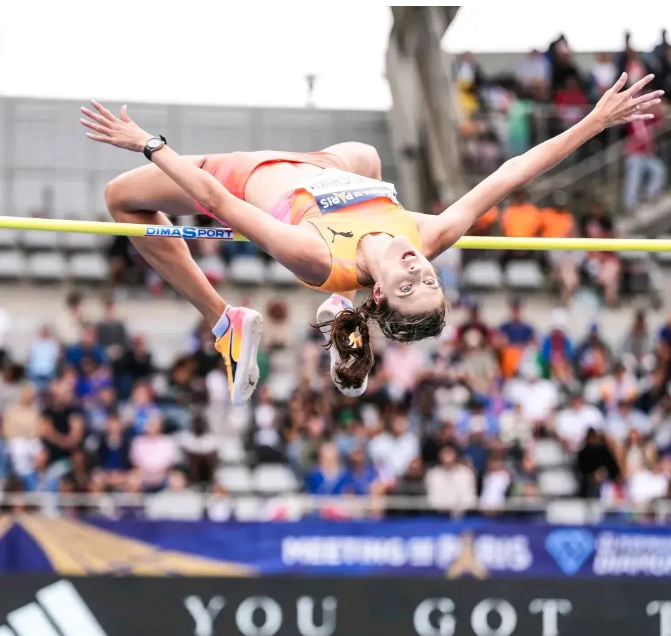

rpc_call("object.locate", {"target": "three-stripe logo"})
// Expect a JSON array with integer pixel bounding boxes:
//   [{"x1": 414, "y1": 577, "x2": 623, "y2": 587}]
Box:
[{"x1": 0, "y1": 580, "x2": 108, "y2": 636}]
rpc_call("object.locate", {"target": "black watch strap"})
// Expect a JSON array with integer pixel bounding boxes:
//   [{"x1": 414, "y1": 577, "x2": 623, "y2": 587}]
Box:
[{"x1": 143, "y1": 135, "x2": 167, "y2": 161}]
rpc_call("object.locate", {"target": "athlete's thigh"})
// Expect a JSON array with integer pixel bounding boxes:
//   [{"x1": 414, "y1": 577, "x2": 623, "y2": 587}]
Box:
[
  {"x1": 321, "y1": 142, "x2": 381, "y2": 179},
  {"x1": 107, "y1": 155, "x2": 207, "y2": 216}
]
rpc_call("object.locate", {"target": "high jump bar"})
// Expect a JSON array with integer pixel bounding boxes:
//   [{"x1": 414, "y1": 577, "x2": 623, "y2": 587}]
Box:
[{"x1": 0, "y1": 215, "x2": 666, "y2": 252}]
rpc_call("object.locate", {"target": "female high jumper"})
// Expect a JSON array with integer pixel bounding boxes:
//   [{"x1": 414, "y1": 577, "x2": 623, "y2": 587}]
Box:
[{"x1": 81, "y1": 73, "x2": 662, "y2": 404}]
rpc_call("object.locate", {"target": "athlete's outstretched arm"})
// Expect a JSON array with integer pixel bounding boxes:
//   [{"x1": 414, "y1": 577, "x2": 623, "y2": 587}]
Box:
[
  {"x1": 423, "y1": 73, "x2": 664, "y2": 259},
  {"x1": 80, "y1": 101, "x2": 325, "y2": 279}
]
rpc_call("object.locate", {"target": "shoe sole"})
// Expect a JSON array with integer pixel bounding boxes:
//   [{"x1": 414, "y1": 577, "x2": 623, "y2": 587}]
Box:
[
  {"x1": 316, "y1": 301, "x2": 340, "y2": 342},
  {"x1": 232, "y1": 310, "x2": 263, "y2": 405}
]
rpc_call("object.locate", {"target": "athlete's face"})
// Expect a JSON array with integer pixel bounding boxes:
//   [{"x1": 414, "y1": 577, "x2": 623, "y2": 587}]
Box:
[{"x1": 374, "y1": 236, "x2": 443, "y2": 314}]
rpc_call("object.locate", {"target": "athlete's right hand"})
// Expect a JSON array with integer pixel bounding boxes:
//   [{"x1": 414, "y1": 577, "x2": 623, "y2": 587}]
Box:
[{"x1": 80, "y1": 101, "x2": 151, "y2": 152}]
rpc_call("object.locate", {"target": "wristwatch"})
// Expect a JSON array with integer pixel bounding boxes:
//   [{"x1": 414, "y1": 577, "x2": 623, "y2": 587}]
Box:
[{"x1": 143, "y1": 135, "x2": 167, "y2": 161}]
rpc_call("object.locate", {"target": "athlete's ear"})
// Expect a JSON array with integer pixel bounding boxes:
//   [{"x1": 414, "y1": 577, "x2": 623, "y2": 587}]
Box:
[{"x1": 372, "y1": 282, "x2": 384, "y2": 305}]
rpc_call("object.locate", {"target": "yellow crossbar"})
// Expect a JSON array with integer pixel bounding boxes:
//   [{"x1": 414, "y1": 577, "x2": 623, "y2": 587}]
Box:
[{"x1": 0, "y1": 216, "x2": 664, "y2": 252}]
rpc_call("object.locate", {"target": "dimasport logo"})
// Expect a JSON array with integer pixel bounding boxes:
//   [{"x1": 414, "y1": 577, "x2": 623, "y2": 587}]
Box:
[{"x1": 144, "y1": 226, "x2": 235, "y2": 240}]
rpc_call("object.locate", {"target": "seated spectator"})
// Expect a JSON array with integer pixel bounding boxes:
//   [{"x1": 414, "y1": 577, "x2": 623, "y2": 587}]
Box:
[
  {"x1": 56, "y1": 291, "x2": 91, "y2": 347},
  {"x1": 75, "y1": 357, "x2": 113, "y2": 405},
  {"x1": 304, "y1": 442, "x2": 350, "y2": 495},
  {"x1": 506, "y1": 363, "x2": 559, "y2": 425},
  {"x1": 621, "y1": 428, "x2": 657, "y2": 479},
  {"x1": 513, "y1": 451, "x2": 539, "y2": 498},
  {"x1": 590, "y1": 52, "x2": 617, "y2": 99},
  {"x1": 539, "y1": 310, "x2": 575, "y2": 379},
  {"x1": 68, "y1": 449, "x2": 92, "y2": 493},
  {"x1": 457, "y1": 399, "x2": 499, "y2": 441},
  {"x1": 425, "y1": 445, "x2": 477, "y2": 513},
  {"x1": 555, "y1": 393, "x2": 605, "y2": 451},
  {"x1": 87, "y1": 385, "x2": 119, "y2": 434},
  {"x1": 628, "y1": 457, "x2": 669, "y2": 507},
  {"x1": 288, "y1": 414, "x2": 328, "y2": 475},
  {"x1": 41, "y1": 380, "x2": 85, "y2": 467},
  {"x1": 113, "y1": 335, "x2": 154, "y2": 400},
  {"x1": 624, "y1": 100, "x2": 667, "y2": 211},
  {"x1": 621, "y1": 309, "x2": 655, "y2": 374},
  {"x1": 541, "y1": 193, "x2": 582, "y2": 304},
  {"x1": 422, "y1": 420, "x2": 460, "y2": 467},
  {"x1": 576, "y1": 324, "x2": 612, "y2": 381},
  {"x1": 22, "y1": 445, "x2": 69, "y2": 493},
  {"x1": 122, "y1": 382, "x2": 162, "y2": 435},
  {"x1": 251, "y1": 386, "x2": 284, "y2": 463},
  {"x1": 96, "y1": 298, "x2": 128, "y2": 350},
  {"x1": 130, "y1": 415, "x2": 178, "y2": 490},
  {"x1": 480, "y1": 452, "x2": 512, "y2": 513},
  {"x1": 368, "y1": 409, "x2": 419, "y2": 483},
  {"x1": 348, "y1": 445, "x2": 381, "y2": 495},
  {"x1": 263, "y1": 299, "x2": 290, "y2": 350},
  {"x1": 576, "y1": 428, "x2": 620, "y2": 498},
  {"x1": 596, "y1": 362, "x2": 638, "y2": 411},
  {"x1": 498, "y1": 298, "x2": 535, "y2": 378},
  {"x1": 334, "y1": 418, "x2": 367, "y2": 460},
  {"x1": 3, "y1": 383, "x2": 41, "y2": 477},
  {"x1": 462, "y1": 430, "x2": 490, "y2": 481},
  {"x1": 65, "y1": 324, "x2": 106, "y2": 374},
  {"x1": 456, "y1": 300, "x2": 492, "y2": 347},
  {"x1": 554, "y1": 76, "x2": 589, "y2": 129},
  {"x1": 390, "y1": 456, "x2": 426, "y2": 515},
  {"x1": 26, "y1": 326, "x2": 60, "y2": 390},
  {"x1": 95, "y1": 410, "x2": 132, "y2": 489},
  {"x1": 149, "y1": 469, "x2": 203, "y2": 520},
  {"x1": 514, "y1": 49, "x2": 551, "y2": 98},
  {"x1": 460, "y1": 329, "x2": 499, "y2": 399},
  {"x1": 605, "y1": 398, "x2": 650, "y2": 444},
  {"x1": 500, "y1": 189, "x2": 542, "y2": 264},
  {"x1": 381, "y1": 342, "x2": 425, "y2": 403},
  {"x1": 178, "y1": 414, "x2": 218, "y2": 486}
]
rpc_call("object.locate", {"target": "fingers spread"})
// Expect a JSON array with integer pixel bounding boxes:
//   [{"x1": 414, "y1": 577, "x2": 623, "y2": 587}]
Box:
[
  {"x1": 80, "y1": 119, "x2": 107, "y2": 134},
  {"x1": 81, "y1": 107, "x2": 110, "y2": 127},
  {"x1": 630, "y1": 113, "x2": 655, "y2": 122},
  {"x1": 91, "y1": 100, "x2": 116, "y2": 122},
  {"x1": 632, "y1": 91, "x2": 665, "y2": 106},
  {"x1": 625, "y1": 74, "x2": 655, "y2": 97}
]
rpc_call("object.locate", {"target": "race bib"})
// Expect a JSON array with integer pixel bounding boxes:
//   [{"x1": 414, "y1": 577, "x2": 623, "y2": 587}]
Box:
[{"x1": 303, "y1": 169, "x2": 399, "y2": 214}]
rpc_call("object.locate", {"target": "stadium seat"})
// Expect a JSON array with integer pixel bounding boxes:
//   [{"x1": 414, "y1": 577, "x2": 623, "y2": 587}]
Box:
[
  {"x1": 146, "y1": 492, "x2": 204, "y2": 520},
  {"x1": 233, "y1": 497, "x2": 263, "y2": 521},
  {"x1": 253, "y1": 465, "x2": 299, "y2": 494},
  {"x1": 63, "y1": 232, "x2": 101, "y2": 251},
  {"x1": 216, "y1": 465, "x2": 253, "y2": 493},
  {"x1": 26, "y1": 252, "x2": 67, "y2": 280},
  {"x1": 532, "y1": 439, "x2": 566, "y2": 468},
  {"x1": 229, "y1": 256, "x2": 266, "y2": 284},
  {"x1": 546, "y1": 500, "x2": 601, "y2": 525},
  {"x1": 69, "y1": 254, "x2": 110, "y2": 281},
  {"x1": 0, "y1": 250, "x2": 27, "y2": 278},
  {"x1": 504, "y1": 260, "x2": 544, "y2": 289},
  {"x1": 218, "y1": 436, "x2": 246, "y2": 464},
  {"x1": 267, "y1": 261, "x2": 298, "y2": 285},
  {"x1": 0, "y1": 229, "x2": 20, "y2": 249},
  {"x1": 538, "y1": 468, "x2": 578, "y2": 497},
  {"x1": 462, "y1": 261, "x2": 502, "y2": 288},
  {"x1": 21, "y1": 230, "x2": 60, "y2": 250}
]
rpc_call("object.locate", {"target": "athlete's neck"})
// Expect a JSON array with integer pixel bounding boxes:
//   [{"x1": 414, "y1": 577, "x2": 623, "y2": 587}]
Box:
[{"x1": 359, "y1": 233, "x2": 393, "y2": 284}]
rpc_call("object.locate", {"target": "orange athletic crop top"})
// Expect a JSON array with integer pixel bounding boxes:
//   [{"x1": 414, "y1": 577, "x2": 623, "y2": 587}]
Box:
[{"x1": 289, "y1": 169, "x2": 423, "y2": 293}]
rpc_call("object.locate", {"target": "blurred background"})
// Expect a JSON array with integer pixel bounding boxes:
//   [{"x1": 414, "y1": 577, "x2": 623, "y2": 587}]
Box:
[{"x1": 1, "y1": 4, "x2": 671, "y2": 635}]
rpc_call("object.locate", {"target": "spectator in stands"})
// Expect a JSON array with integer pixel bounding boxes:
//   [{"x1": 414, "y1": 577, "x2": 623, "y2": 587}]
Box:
[
  {"x1": 304, "y1": 442, "x2": 350, "y2": 495},
  {"x1": 590, "y1": 53, "x2": 617, "y2": 100},
  {"x1": 381, "y1": 341, "x2": 425, "y2": 404},
  {"x1": 95, "y1": 410, "x2": 132, "y2": 490},
  {"x1": 539, "y1": 310, "x2": 575, "y2": 380},
  {"x1": 621, "y1": 309, "x2": 655, "y2": 374},
  {"x1": 65, "y1": 324, "x2": 106, "y2": 374},
  {"x1": 348, "y1": 445, "x2": 381, "y2": 495},
  {"x1": 121, "y1": 382, "x2": 161, "y2": 435},
  {"x1": 506, "y1": 360, "x2": 559, "y2": 425},
  {"x1": 628, "y1": 455, "x2": 669, "y2": 506},
  {"x1": 460, "y1": 329, "x2": 499, "y2": 399},
  {"x1": 514, "y1": 50, "x2": 551, "y2": 99},
  {"x1": 500, "y1": 189, "x2": 542, "y2": 266},
  {"x1": 541, "y1": 193, "x2": 582, "y2": 305},
  {"x1": 498, "y1": 298, "x2": 535, "y2": 378},
  {"x1": 457, "y1": 398, "x2": 499, "y2": 441},
  {"x1": 27, "y1": 326, "x2": 60, "y2": 391},
  {"x1": 263, "y1": 299, "x2": 290, "y2": 350},
  {"x1": 576, "y1": 428, "x2": 620, "y2": 498},
  {"x1": 2, "y1": 383, "x2": 42, "y2": 479},
  {"x1": 178, "y1": 414, "x2": 218, "y2": 486},
  {"x1": 596, "y1": 361, "x2": 639, "y2": 411},
  {"x1": 130, "y1": 414, "x2": 177, "y2": 491},
  {"x1": 576, "y1": 324, "x2": 613, "y2": 381},
  {"x1": 96, "y1": 298, "x2": 128, "y2": 350},
  {"x1": 425, "y1": 445, "x2": 477, "y2": 513},
  {"x1": 251, "y1": 386, "x2": 284, "y2": 464},
  {"x1": 368, "y1": 408, "x2": 419, "y2": 484},
  {"x1": 422, "y1": 420, "x2": 459, "y2": 467},
  {"x1": 456, "y1": 300, "x2": 492, "y2": 347},
  {"x1": 390, "y1": 456, "x2": 426, "y2": 515},
  {"x1": 40, "y1": 380, "x2": 84, "y2": 466},
  {"x1": 112, "y1": 334, "x2": 154, "y2": 400},
  {"x1": 480, "y1": 451, "x2": 512, "y2": 513},
  {"x1": 621, "y1": 428, "x2": 656, "y2": 478},
  {"x1": 289, "y1": 414, "x2": 327, "y2": 475},
  {"x1": 22, "y1": 445, "x2": 68, "y2": 493},
  {"x1": 506, "y1": 89, "x2": 533, "y2": 158},
  {"x1": 555, "y1": 392, "x2": 604, "y2": 452},
  {"x1": 455, "y1": 52, "x2": 484, "y2": 119},
  {"x1": 624, "y1": 99, "x2": 668, "y2": 210},
  {"x1": 57, "y1": 291, "x2": 91, "y2": 347},
  {"x1": 605, "y1": 398, "x2": 650, "y2": 443},
  {"x1": 554, "y1": 76, "x2": 589, "y2": 131}
]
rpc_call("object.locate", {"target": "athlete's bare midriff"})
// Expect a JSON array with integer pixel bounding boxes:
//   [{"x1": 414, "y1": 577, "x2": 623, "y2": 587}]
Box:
[{"x1": 243, "y1": 162, "x2": 324, "y2": 212}]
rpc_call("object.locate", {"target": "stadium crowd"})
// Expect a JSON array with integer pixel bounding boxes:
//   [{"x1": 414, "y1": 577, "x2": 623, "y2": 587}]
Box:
[{"x1": 2, "y1": 283, "x2": 671, "y2": 520}]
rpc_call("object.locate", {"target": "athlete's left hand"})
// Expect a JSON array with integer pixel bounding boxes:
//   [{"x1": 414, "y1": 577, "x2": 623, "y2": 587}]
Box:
[{"x1": 80, "y1": 101, "x2": 151, "y2": 152}]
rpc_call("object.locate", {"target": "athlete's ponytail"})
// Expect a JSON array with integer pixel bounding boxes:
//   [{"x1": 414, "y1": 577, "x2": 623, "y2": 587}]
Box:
[{"x1": 316, "y1": 293, "x2": 448, "y2": 391}]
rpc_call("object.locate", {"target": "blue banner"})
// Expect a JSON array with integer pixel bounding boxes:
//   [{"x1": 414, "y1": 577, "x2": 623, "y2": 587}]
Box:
[{"x1": 2, "y1": 516, "x2": 671, "y2": 577}]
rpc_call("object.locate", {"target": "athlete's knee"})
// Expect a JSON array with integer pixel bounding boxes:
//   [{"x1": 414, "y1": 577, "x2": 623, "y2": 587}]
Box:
[
  {"x1": 104, "y1": 175, "x2": 127, "y2": 217},
  {"x1": 350, "y1": 142, "x2": 382, "y2": 179}
]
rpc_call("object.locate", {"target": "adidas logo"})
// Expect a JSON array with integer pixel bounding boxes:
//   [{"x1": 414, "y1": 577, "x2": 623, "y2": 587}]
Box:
[{"x1": 1, "y1": 581, "x2": 108, "y2": 636}]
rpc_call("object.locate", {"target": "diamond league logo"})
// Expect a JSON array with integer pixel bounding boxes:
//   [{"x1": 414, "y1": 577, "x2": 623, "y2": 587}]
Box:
[{"x1": 545, "y1": 529, "x2": 595, "y2": 575}]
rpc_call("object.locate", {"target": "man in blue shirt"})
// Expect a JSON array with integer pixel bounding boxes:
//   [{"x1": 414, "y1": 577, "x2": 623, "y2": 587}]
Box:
[{"x1": 499, "y1": 298, "x2": 535, "y2": 347}]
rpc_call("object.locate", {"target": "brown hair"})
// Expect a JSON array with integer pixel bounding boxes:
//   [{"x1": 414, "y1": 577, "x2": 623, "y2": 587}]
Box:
[{"x1": 314, "y1": 295, "x2": 448, "y2": 390}]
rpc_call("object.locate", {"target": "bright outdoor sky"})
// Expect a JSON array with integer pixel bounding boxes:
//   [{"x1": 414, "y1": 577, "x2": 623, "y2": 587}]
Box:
[{"x1": 0, "y1": 3, "x2": 668, "y2": 109}]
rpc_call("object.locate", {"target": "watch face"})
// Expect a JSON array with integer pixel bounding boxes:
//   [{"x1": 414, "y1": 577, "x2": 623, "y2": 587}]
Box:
[{"x1": 147, "y1": 137, "x2": 162, "y2": 150}]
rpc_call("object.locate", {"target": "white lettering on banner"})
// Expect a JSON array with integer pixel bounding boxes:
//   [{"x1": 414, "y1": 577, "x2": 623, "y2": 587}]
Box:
[
  {"x1": 235, "y1": 596, "x2": 283, "y2": 636},
  {"x1": 296, "y1": 597, "x2": 338, "y2": 636},
  {"x1": 594, "y1": 532, "x2": 671, "y2": 576},
  {"x1": 529, "y1": 599, "x2": 572, "y2": 636},
  {"x1": 647, "y1": 601, "x2": 671, "y2": 636},
  {"x1": 144, "y1": 226, "x2": 235, "y2": 240},
  {"x1": 184, "y1": 596, "x2": 225, "y2": 636},
  {"x1": 281, "y1": 534, "x2": 532, "y2": 572},
  {"x1": 413, "y1": 598, "x2": 456, "y2": 636},
  {"x1": 471, "y1": 599, "x2": 517, "y2": 636}
]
